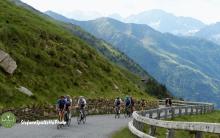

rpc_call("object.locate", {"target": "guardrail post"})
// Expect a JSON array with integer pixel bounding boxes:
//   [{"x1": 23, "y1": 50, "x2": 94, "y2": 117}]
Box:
[
  {"x1": 149, "y1": 126, "x2": 156, "y2": 136},
  {"x1": 208, "y1": 105, "x2": 210, "y2": 112},
  {"x1": 200, "y1": 106, "x2": 203, "y2": 114},
  {"x1": 185, "y1": 107, "x2": 188, "y2": 115},
  {"x1": 149, "y1": 111, "x2": 153, "y2": 118},
  {"x1": 166, "y1": 129, "x2": 175, "y2": 138},
  {"x1": 164, "y1": 108, "x2": 168, "y2": 119},
  {"x1": 148, "y1": 111, "x2": 156, "y2": 136},
  {"x1": 195, "y1": 131, "x2": 203, "y2": 138},
  {"x1": 179, "y1": 107, "x2": 182, "y2": 116},
  {"x1": 133, "y1": 118, "x2": 144, "y2": 132},
  {"x1": 157, "y1": 109, "x2": 161, "y2": 119},
  {"x1": 208, "y1": 105, "x2": 212, "y2": 112},
  {"x1": 171, "y1": 107, "x2": 175, "y2": 119},
  {"x1": 196, "y1": 106, "x2": 199, "y2": 115},
  {"x1": 190, "y1": 106, "x2": 193, "y2": 115},
  {"x1": 204, "y1": 106, "x2": 207, "y2": 113}
]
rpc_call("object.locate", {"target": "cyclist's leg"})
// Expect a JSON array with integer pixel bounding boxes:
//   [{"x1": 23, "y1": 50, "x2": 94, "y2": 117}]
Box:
[
  {"x1": 82, "y1": 107, "x2": 85, "y2": 117},
  {"x1": 61, "y1": 109, "x2": 65, "y2": 122},
  {"x1": 115, "y1": 106, "x2": 118, "y2": 113},
  {"x1": 58, "y1": 110, "x2": 62, "y2": 121},
  {"x1": 68, "y1": 107, "x2": 71, "y2": 119}
]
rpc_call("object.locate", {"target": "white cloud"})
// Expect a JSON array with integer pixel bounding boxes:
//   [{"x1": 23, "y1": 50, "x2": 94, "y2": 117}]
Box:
[{"x1": 21, "y1": 0, "x2": 220, "y2": 24}]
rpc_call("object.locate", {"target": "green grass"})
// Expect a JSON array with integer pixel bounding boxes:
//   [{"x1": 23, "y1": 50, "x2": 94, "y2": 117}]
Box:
[
  {"x1": 112, "y1": 127, "x2": 135, "y2": 138},
  {"x1": 113, "y1": 111, "x2": 220, "y2": 138},
  {"x1": 0, "y1": 0, "x2": 157, "y2": 109}
]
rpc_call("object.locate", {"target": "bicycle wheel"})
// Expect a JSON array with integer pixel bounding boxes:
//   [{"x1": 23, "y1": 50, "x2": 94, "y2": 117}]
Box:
[
  {"x1": 82, "y1": 115, "x2": 86, "y2": 124},
  {"x1": 57, "y1": 124, "x2": 60, "y2": 129},
  {"x1": 115, "y1": 109, "x2": 117, "y2": 119},
  {"x1": 67, "y1": 117, "x2": 71, "y2": 127},
  {"x1": 77, "y1": 115, "x2": 81, "y2": 125},
  {"x1": 124, "y1": 108, "x2": 128, "y2": 118},
  {"x1": 67, "y1": 111, "x2": 71, "y2": 127}
]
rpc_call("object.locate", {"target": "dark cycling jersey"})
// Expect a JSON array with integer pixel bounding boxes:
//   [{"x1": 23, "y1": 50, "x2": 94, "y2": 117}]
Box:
[
  {"x1": 115, "y1": 99, "x2": 120, "y2": 106},
  {"x1": 125, "y1": 98, "x2": 131, "y2": 107},
  {"x1": 57, "y1": 99, "x2": 66, "y2": 109}
]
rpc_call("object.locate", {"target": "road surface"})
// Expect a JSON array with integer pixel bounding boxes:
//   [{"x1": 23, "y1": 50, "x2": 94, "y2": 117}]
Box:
[{"x1": 0, "y1": 114, "x2": 131, "y2": 138}]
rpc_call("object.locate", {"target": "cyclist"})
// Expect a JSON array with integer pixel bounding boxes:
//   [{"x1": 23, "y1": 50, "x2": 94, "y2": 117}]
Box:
[
  {"x1": 168, "y1": 98, "x2": 172, "y2": 107},
  {"x1": 65, "y1": 95, "x2": 72, "y2": 113},
  {"x1": 56, "y1": 96, "x2": 66, "y2": 122},
  {"x1": 64, "y1": 95, "x2": 72, "y2": 123},
  {"x1": 77, "y1": 96, "x2": 87, "y2": 117},
  {"x1": 114, "y1": 97, "x2": 123, "y2": 114},
  {"x1": 130, "y1": 96, "x2": 135, "y2": 113},
  {"x1": 165, "y1": 98, "x2": 169, "y2": 107},
  {"x1": 141, "y1": 99, "x2": 145, "y2": 111},
  {"x1": 124, "y1": 96, "x2": 131, "y2": 116}
]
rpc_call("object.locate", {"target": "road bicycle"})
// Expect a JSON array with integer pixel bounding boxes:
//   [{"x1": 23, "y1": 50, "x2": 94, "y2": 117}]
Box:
[
  {"x1": 124, "y1": 106, "x2": 132, "y2": 118},
  {"x1": 64, "y1": 110, "x2": 71, "y2": 127},
  {"x1": 77, "y1": 108, "x2": 86, "y2": 124},
  {"x1": 57, "y1": 110, "x2": 65, "y2": 129},
  {"x1": 115, "y1": 106, "x2": 120, "y2": 119}
]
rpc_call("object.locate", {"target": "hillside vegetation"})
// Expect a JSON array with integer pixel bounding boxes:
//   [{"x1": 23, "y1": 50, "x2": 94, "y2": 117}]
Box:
[{"x1": 0, "y1": 0, "x2": 155, "y2": 108}]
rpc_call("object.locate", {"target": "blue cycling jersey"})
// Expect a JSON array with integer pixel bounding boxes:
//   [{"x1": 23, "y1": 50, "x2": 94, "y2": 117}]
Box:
[{"x1": 57, "y1": 99, "x2": 66, "y2": 109}]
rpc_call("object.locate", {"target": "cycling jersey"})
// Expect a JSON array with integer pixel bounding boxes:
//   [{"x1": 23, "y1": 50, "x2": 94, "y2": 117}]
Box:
[
  {"x1": 65, "y1": 98, "x2": 72, "y2": 106},
  {"x1": 125, "y1": 98, "x2": 131, "y2": 107},
  {"x1": 114, "y1": 98, "x2": 122, "y2": 106},
  {"x1": 57, "y1": 99, "x2": 66, "y2": 109},
  {"x1": 78, "y1": 98, "x2": 86, "y2": 109}
]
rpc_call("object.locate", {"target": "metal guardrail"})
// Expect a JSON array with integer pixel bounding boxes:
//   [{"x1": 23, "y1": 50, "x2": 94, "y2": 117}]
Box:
[{"x1": 128, "y1": 100, "x2": 216, "y2": 138}]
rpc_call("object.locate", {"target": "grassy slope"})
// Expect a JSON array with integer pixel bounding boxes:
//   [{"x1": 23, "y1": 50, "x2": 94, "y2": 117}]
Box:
[
  {"x1": 113, "y1": 111, "x2": 220, "y2": 138},
  {"x1": 112, "y1": 127, "x2": 135, "y2": 138},
  {"x1": 0, "y1": 0, "x2": 154, "y2": 108}
]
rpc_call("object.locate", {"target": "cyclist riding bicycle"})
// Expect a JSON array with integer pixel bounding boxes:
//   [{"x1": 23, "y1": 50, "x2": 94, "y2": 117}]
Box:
[
  {"x1": 56, "y1": 96, "x2": 66, "y2": 122},
  {"x1": 130, "y1": 96, "x2": 135, "y2": 113},
  {"x1": 64, "y1": 95, "x2": 72, "y2": 122},
  {"x1": 65, "y1": 95, "x2": 72, "y2": 113},
  {"x1": 124, "y1": 96, "x2": 131, "y2": 116},
  {"x1": 77, "y1": 96, "x2": 87, "y2": 116},
  {"x1": 114, "y1": 97, "x2": 122, "y2": 114}
]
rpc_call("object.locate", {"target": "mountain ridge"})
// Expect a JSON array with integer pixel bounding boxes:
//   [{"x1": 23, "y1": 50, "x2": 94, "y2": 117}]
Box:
[
  {"x1": 125, "y1": 9, "x2": 205, "y2": 35},
  {"x1": 45, "y1": 13, "x2": 220, "y2": 107}
]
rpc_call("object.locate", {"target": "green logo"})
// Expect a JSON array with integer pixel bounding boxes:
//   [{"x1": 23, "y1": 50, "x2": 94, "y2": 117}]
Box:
[{"x1": 0, "y1": 112, "x2": 16, "y2": 128}]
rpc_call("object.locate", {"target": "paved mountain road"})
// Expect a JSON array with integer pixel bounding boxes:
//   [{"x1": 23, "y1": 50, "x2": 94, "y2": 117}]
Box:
[{"x1": 0, "y1": 115, "x2": 131, "y2": 138}]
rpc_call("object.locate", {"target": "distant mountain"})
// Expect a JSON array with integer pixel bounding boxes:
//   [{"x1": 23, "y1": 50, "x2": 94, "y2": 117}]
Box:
[
  {"x1": 108, "y1": 13, "x2": 123, "y2": 22},
  {"x1": 62, "y1": 10, "x2": 103, "y2": 21},
  {"x1": 125, "y1": 9, "x2": 205, "y2": 35},
  {"x1": 45, "y1": 11, "x2": 173, "y2": 99},
  {"x1": 195, "y1": 22, "x2": 220, "y2": 45},
  {"x1": 45, "y1": 11, "x2": 148, "y2": 78},
  {"x1": 48, "y1": 15, "x2": 220, "y2": 107}
]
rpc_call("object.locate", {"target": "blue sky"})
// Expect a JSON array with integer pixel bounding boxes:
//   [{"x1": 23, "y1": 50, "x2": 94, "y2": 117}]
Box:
[{"x1": 21, "y1": 0, "x2": 220, "y2": 24}]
